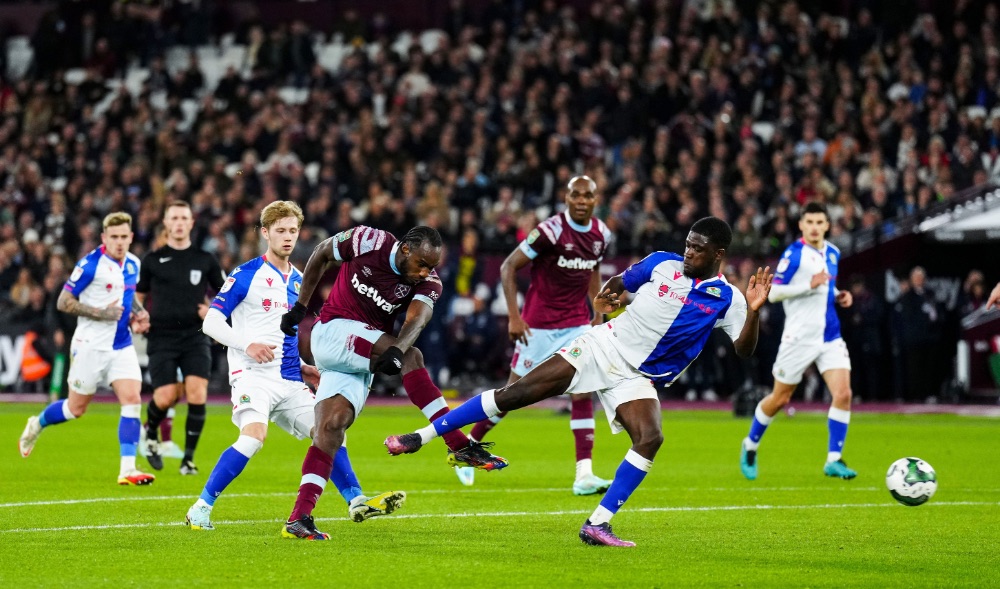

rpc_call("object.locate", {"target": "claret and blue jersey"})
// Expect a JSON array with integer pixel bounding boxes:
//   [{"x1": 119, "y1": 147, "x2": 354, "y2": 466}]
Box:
[
  {"x1": 606, "y1": 252, "x2": 747, "y2": 385},
  {"x1": 771, "y1": 239, "x2": 842, "y2": 344},
  {"x1": 210, "y1": 256, "x2": 303, "y2": 381},
  {"x1": 64, "y1": 246, "x2": 141, "y2": 351}
]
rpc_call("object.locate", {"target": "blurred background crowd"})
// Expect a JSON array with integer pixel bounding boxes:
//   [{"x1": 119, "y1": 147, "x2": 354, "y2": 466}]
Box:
[{"x1": 1, "y1": 0, "x2": 997, "y2": 404}]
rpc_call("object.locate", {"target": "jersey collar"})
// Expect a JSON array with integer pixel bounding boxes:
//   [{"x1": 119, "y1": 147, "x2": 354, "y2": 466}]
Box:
[
  {"x1": 563, "y1": 210, "x2": 592, "y2": 233},
  {"x1": 389, "y1": 242, "x2": 401, "y2": 275},
  {"x1": 799, "y1": 238, "x2": 826, "y2": 254},
  {"x1": 694, "y1": 273, "x2": 723, "y2": 287},
  {"x1": 261, "y1": 254, "x2": 289, "y2": 282},
  {"x1": 100, "y1": 245, "x2": 124, "y2": 268}
]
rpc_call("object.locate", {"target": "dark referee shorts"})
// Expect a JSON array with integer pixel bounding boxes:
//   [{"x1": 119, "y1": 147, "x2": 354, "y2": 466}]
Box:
[{"x1": 147, "y1": 330, "x2": 212, "y2": 389}]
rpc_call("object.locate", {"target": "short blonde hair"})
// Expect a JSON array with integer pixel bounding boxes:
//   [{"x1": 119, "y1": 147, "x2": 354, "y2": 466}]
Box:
[
  {"x1": 260, "y1": 200, "x2": 304, "y2": 229},
  {"x1": 103, "y1": 212, "x2": 133, "y2": 230}
]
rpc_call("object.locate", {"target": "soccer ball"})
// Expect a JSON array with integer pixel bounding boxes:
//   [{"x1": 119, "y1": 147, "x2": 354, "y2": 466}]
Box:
[{"x1": 885, "y1": 457, "x2": 937, "y2": 506}]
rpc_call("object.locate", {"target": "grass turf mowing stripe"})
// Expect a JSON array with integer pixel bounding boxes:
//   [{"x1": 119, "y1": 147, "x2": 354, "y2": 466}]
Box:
[
  {"x1": 3, "y1": 500, "x2": 997, "y2": 534},
  {"x1": 0, "y1": 486, "x2": 894, "y2": 508}
]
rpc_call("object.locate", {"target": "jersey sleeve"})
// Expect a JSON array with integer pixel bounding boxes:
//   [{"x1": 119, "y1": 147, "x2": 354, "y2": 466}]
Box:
[
  {"x1": 772, "y1": 245, "x2": 802, "y2": 285},
  {"x1": 136, "y1": 253, "x2": 152, "y2": 293},
  {"x1": 64, "y1": 255, "x2": 98, "y2": 297},
  {"x1": 210, "y1": 267, "x2": 252, "y2": 319},
  {"x1": 518, "y1": 223, "x2": 557, "y2": 260},
  {"x1": 331, "y1": 226, "x2": 387, "y2": 262},
  {"x1": 716, "y1": 288, "x2": 748, "y2": 343},
  {"x1": 207, "y1": 254, "x2": 226, "y2": 291},
  {"x1": 621, "y1": 252, "x2": 682, "y2": 292},
  {"x1": 413, "y1": 271, "x2": 444, "y2": 309}
]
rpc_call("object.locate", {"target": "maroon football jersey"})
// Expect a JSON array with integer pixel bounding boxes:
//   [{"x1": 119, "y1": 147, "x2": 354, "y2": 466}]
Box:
[
  {"x1": 519, "y1": 212, "x2": 612, "y2": 329},
  {"x1": 319, "y1": 226, "x2": 443, "y2": 333}
]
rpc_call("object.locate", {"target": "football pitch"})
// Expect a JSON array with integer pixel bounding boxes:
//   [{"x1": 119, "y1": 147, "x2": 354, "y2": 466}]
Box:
[{"x1": 1, "y1": 402, "x2": 998, "y2": 588}]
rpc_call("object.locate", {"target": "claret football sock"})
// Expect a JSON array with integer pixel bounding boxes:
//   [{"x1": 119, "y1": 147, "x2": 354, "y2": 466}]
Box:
[{"x1": 402, "y1": 368, "x2": 471, "y2": 451}]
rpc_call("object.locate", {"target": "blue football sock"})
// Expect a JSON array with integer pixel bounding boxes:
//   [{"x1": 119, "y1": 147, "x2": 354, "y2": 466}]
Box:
[
  {"x1": 330, "y1": 446, "x2": 363, "y2": 503},
  {"x1": 827, "y1": 407, "x2": 850, "y2": 460},
  {"x1": 746, "y1": 401, "x2": 773, "y2": 448},
  {"x1": 119, "y1": 414, "x2": 141, "y2": 458},
  {"x1": 200, "y1": 447, "x2": 251, "y2": 506},
  {"x1": 590, "y1": 450, "x2": 653, "y2": 525},
  {"x1": 38, "y1": 400, "x2": 74, "y2": 428},
  {"x1": 431, "y1": 391, "x2": 495, "y2": 436}
]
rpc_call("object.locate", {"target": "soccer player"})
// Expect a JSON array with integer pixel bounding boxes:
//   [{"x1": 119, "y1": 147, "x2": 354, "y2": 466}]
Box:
[
  {"x1": 138, "y1": 201, "x2": 226, "y2": 475},
  {"x1": 738, "y1": 202, "x2": 856, "y2": 481},
  {"x1": 279, "y1": 225, "x2": 508, "y2": 531},
  {"x1": 185, "y1": 201, "x2": 404, "y2": 537},
  {"x1": 385, "y1": 217, "x2": 772, "y2": 547},
  {"x1": 18, "y1": 212, "x2": 156, "y2": 486},
  {"x1": 464, "y1": 175, "x2": 614, "y2": 494}
]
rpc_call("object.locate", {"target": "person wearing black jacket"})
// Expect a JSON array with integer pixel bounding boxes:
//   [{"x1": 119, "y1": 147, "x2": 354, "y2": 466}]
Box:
[{"x1": 137, "y1": 201, "x2": 224, "y2": 474}]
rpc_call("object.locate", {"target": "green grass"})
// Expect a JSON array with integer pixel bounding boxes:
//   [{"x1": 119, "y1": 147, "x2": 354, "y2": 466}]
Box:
[{"x1": 1, "y1": 402, "x2": 998, "y2": 588}]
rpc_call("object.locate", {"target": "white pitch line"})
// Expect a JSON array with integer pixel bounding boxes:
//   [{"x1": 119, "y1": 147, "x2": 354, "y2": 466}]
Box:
[
  {"x1": 0, "y1": 486, "x2": 896, "y2": 509},
  {"x1": 1, "y1": 501, "x2": 997, "y2": 535}
]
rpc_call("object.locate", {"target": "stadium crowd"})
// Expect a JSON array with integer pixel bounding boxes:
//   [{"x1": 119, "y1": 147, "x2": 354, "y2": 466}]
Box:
[{"x1": 1, "y1": 0, "x2": 997, "y2": 402}]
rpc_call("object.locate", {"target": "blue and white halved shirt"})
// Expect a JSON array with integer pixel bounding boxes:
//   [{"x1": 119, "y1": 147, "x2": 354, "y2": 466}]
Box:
[
  {"x1": 64, "y1": 246, "x2": 140, "y2": 350},
  {"x1": 210, "y1": 256, "x2": 303, "y2": 381},
  {"x1": 769, "y1": 239, "x2": 841, "y2": 344},
  {"x1": 606, "y1": 252, "x2": 747, "y2": 385}
]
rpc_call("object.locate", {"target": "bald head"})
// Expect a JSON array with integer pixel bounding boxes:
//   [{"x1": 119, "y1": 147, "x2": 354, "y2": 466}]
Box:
[{"x1": 565, "y1": 175, "x2": 598, "y2": 225}]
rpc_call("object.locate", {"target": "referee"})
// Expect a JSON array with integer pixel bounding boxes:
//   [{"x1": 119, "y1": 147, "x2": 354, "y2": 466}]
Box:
[{"x1": 137, "y1": 200, "x2": 225, "y2": 474}]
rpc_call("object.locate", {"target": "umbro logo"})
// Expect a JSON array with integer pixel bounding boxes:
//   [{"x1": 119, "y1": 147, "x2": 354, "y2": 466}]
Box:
[
  {"x1": 564, "y1": 243, "x2": 574, "y2": 250},
  {"x1": 159, "y1": 257, "x2": 172, "y2": 263}
]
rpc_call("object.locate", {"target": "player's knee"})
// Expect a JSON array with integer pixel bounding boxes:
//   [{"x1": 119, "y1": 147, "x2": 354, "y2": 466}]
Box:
[
  {"x1": 67, "y1": 403, "x2": 87, "y2": 418},
  {"x1": 831, "y1": 386, "x2": 852, "y2": 404},
  {"x1": 315, "y1": 421, "x2": 346, "y2": 451},
  {"x1": 773, "y1": 390, "x2": 794, "y2": 407},
  {"x1": 402, "y1": 347, "x2": 424, "y2": 372},
  {"x1": 635, "y1": 431, "x2": 663, "y2": 456}
]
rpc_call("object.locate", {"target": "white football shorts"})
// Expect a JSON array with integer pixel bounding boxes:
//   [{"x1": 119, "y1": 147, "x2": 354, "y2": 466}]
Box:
[
  {"x1": 230, "y1": 367, "x2": 315, "y2": 439},
  {"x1": 772, "y1": 337, "x2": 852, "y2": 385},
  {"x1": 556, "y1": 325, "x2": 659, "y2": 434},
  {"x1": 68, "y1": 340, "x2": 142, "y2": 395},
  {"x1": 511, "y1": 324, "x2": 591, "y2": 377}
]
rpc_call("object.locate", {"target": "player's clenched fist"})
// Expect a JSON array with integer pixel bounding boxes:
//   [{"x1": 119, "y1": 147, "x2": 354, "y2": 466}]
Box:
[{"x1": 280, "y1": 302, "x2": 309, "y2": 336}]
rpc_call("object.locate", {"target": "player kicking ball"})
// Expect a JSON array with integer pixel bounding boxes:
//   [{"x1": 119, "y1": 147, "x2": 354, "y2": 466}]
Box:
[
  {"x1": 278, "y1": 224, "x2": 509, "y2": 537},
  {"x1": 19, "y1": 212, "x2": 155, "y2": 486},
  {"x1": 386, "y1": 217, "x2": 772, "y2": 546},
  {"x1": 186, "y1": 201, "x2": 404, "y2": 538}
]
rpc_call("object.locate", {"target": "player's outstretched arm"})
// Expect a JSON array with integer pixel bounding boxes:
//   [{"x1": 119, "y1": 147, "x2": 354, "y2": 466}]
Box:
[
  {"x1": 56, "y1": 289, "x2": 124, "y2": 322},
  {"x1": 500, "y1": 248, "x2": 533, "y2": 344},
  {"x1": 734, "y1": 266, "x2": 773, "y2": 358},
  {"x1": 987, "y1": 281, "x2": 1000, "y2": 310},
  {"x1": 280, "y1": 236, "x2": 341, "y2": 335},
  {"x1": 593, "y1": 275, "x2": 625, "y2": 314}
]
